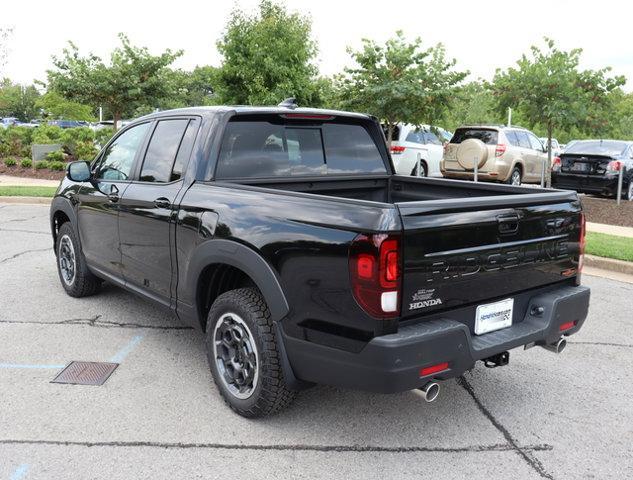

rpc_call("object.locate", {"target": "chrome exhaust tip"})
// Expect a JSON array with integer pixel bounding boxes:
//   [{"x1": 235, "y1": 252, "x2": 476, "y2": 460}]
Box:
[
  {"x1": 541, "y1": 337, "x2": 567, "y2": 354},
  {"x1": 419, "y1": 382, "x2": 440, "y2": 402}
]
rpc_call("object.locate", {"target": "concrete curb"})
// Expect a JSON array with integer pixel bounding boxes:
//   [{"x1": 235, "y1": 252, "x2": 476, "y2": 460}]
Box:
[
  {"x1": 585, "y1": 254, "x2": 633, "y2": 276},
  {"x1": 0, "y1": 196, "x2": 52, "y2": 205}
]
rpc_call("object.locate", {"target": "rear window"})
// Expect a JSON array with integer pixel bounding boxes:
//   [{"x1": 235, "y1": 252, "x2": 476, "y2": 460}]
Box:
[
  {"x1": 216, "y1": 120, "x2": 387, "y2": 178},
  {"x1": 451, "y1": 128, "x2": 498, "y2": 145},
  {"x1": 565, "y1": 141, "x2": 628, "y2": 157}
]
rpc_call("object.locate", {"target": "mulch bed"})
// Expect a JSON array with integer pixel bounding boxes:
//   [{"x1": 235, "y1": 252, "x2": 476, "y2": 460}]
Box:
[
  {"x1": 0, "y1": 164, "x2": 65, "y2": 180},
  {"x1": 580, "y1": 195, "x2": 633, "y2": 228}
]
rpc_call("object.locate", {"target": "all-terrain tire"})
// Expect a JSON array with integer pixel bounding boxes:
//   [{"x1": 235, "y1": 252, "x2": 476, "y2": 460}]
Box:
[
  {"x1": 205, "y1": 288, "x2": 296, "y2": 417},
  {"x1": 55, "y1": 222, "x2": 101, "y2": 297}
]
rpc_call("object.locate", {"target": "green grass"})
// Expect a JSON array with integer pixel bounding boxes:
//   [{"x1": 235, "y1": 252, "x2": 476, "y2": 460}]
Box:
[
  {"x1": 0, "y1": 186, "x2": 57, "y2": 197},
  {"x1": 585, "y1": 231, "x2": 633, "y2": 262}
]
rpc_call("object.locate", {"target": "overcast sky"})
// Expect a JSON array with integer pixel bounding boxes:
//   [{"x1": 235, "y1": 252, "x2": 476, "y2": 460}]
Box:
[{"x1": 2, "y1": 0, "x2": 632, "y2": 89}]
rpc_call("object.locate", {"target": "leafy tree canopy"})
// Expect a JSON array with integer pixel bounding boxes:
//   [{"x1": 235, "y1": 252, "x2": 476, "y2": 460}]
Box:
[
  {"x1": 216, "y1": 0, "x2": 325, "y2": 106},
  {"x1": 492, "y1": 38, "x2": 625, "y2": 184},
  {"x1": 46, "y1": 33, "x2": 182, "y2": 129},
  {"x1": 335, "y1": 31, "x2": 468, "y2": 143},
  {"x1": 35, "y1": 91, "x2": 95, "y2": 121},
  {"x1": 0, "y1": 78, "x2": 40, "y2": 121}
]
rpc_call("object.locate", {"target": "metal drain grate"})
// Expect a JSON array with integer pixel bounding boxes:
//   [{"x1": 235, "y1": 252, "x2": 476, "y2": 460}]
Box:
[{"x1": 51, "y1": 361, "x2": 118, "y2": 386}]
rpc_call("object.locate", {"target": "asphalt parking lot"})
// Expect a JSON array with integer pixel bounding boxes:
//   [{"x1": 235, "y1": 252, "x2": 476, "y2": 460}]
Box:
[{"x1": 0, "y1": 204, "x2": 632, "y2": 479}]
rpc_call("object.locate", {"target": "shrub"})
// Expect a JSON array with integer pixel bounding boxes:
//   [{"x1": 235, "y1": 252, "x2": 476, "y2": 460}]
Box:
[
  {"x1": 3, "y1": 126, "x2": 33, "y2": 157},
  {"x1": 35, "y1": 161, "x2": 49, "y2": 170},
  {"x1": 46, "y1": 150, "x2": 66, "y2": 162},
  {"x1": 95, "y1": 127, "x2": 115, "y2": 148},
  {"x1": 20, "y1": 158, "x2": 32, "y2": 168},
  {"x1": 61, "y1": 127, "x2": 95, "y2": 155},
  {"x1": 4, "y1": 158, "x2": 17, "y2": 166},
  {"x1": 74, "y1": 141, "x2": 98, "y2": 160},
  {"x1": 32, "y1": 124, "x2": 64, "y2": 145},
  {"x1": 49, "y1": 161, "x2": 65, "y2": 171}
]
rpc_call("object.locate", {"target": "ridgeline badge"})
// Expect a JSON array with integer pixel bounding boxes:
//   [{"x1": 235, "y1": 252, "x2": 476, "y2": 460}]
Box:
[{"x1": 409, "y1": 288, "x2": 442, "y2": 310}]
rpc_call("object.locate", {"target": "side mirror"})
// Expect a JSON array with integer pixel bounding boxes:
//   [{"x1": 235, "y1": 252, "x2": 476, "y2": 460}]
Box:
[{"x1": 67, "y1": 161, "x2": 92, "y2": 182}]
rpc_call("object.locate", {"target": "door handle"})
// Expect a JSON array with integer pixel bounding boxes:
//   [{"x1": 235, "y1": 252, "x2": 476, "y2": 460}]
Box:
[
  {"x1": 154, "y1": 197, "x2": 171, "y2": 209},
  {"x1": 107, "y1": 185, "x2": 119, "y2": 203}
]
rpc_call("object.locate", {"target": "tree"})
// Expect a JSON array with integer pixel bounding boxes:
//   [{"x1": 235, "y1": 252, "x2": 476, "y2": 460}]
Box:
[
  {"x1": 35, "y1": 91, "x2": 95, "y2": 121},
  {"x1": 0, "y1": 79, "x2": 40, "y2": 121},
  {"x1": 216, "y1": 0, "x2": 324, "y2": 106},
  {"x1": 443, "y1": 81, "x2": 502, "y2": 131},
  {"x1": 46, "y1": 34, "x2": 182, "y2": 129},
  {"x1": 492, "y1": 38, "x2": 624, "y2": 186},
  {"x1": 335, "y1": 31, "x2": 468, "y2": 144}
]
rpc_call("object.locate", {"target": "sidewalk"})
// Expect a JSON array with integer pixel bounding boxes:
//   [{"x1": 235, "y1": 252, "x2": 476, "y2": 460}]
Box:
[
  {"x1": 0, "y1": 174, "x2": 60, "y2": 188},
  {"x1": 586, "y1": 221, "x2": 633, "y2": 239}
]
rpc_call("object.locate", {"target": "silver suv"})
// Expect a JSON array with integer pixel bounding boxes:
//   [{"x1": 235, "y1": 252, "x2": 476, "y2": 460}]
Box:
[{"x1": 441, "y1": 126, "x2": 548, "y2": 185}]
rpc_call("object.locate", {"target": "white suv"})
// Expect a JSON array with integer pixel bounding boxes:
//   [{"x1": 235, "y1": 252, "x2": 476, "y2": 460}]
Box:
[{"x1": 386, "y1": 124, "x2": 450, "y2": 177}]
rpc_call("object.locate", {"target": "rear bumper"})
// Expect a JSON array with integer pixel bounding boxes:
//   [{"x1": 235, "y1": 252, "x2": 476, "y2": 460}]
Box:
[
  {"x1": 552, "y1": 172, "x2": 621, "y2": 195},
  {"x1": 283, "y1": 285, "x2": 590, "y2": 393},
  {"x1": 441, "y1": 169, "x2": 506, "y2": 182}
]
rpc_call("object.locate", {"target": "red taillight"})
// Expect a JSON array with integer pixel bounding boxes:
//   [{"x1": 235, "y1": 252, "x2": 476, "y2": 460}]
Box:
[
  {"x1": 607, "y1": 160, "x2": 622, "y2": 172},
  {"x1": 420, "y1": 362, "x2": 449, "y2": 377},
  {"x1": 349, "y1": 234, "x2": 401, "y2": 318},
  {"x1": 552, "y1": 156, "x2": 561, "y2": 172},
  {"x1": 390, "y1": 145, "x2": 406, "y2": 155},
  {"x1": 495, "y1": 144, "x2": 507, "y2": 157},
  {"x1": 559, "y1": 321, "x2": 576, "y2": 332}
]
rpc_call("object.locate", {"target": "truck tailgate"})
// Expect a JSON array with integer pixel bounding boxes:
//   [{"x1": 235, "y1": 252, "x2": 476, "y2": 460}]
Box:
[{"x1": 397, "y1": 194, "x2": 582, "y2": 319}]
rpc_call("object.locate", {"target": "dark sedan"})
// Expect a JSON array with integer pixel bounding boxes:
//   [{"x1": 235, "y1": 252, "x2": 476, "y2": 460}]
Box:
[{"x1": 552, "y1": 140, "x2": 633, "y2": 200}]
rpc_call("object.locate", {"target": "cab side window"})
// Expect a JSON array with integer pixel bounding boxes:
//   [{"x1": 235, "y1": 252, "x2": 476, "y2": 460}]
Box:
[
  {"x1": 95, "y1": 123, "x2": 151, "y2": 181},
  {"x1": 140, "y1": 119, "x2": 191, "y2": 182}
]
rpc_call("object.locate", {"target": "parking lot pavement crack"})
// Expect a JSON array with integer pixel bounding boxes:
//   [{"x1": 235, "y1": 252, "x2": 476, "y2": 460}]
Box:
[
  {"x1": 569, "y1": 341, "x2": 633, "y2": 348},
  {"x1": 0, "y1": 438, "x2": 553, "y2": 454},
  {"x1": 458, "y1": 376, "x2": 554, "y2": 480},
  {"x1": 0, "y1": 247, "x2": 52, "y2": 264},
  {"x1": 0, "y1": 227, "x2": 49, "y2": 235},
  {"x1": 0, "y1": 315, "x2": 194, "y2": 331}
]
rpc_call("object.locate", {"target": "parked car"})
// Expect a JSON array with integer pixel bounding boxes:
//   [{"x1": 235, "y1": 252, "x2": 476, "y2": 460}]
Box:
[
  {"x1": 50, "y1": 105, "x2": 589, "y2": 417},
  {"x1": 48, "y1": 120, "x2": 89, "y2": 129},
  {"x1": 552, "y1": 139, "x2": 633, "y2": 200},
  {"x1": 539, "y1": 137, "x2": 562, "y2": 157},
  {"x1": 385, "y1": 124, "x2": 446, "y2": 177},
  {"x1": 442, "y1": 125, "x2": 548, "y2": 185},
  {"x1": 1, "y1": 117, "x2": 19, "y2": 128}
]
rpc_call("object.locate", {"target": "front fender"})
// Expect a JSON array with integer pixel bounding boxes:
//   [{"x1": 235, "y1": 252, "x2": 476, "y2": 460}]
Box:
[
  {"x1": 184, "y1": 239, "x2": 290, "y2": 323},
  {"x1": 49, "y1": 195, "x2": 78, "y2": 246}
]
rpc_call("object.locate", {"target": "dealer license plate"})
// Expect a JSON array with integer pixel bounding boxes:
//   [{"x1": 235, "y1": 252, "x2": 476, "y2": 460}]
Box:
[{"x1": 475, "y1": 298, "x2": 514, "y2": 335}]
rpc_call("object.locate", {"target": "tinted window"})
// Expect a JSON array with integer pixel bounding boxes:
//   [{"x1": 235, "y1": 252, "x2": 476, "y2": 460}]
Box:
[
  {"x1": 96, "y1": 122, "x2": 151, "y2": 180},
  {"x1": 505, "y1": 130, "x2": 519, "y2": 146},
  {"x1": 527, "y1": 133, "x2": 544, "y2": 151},
  {"x1": 215, "y1": 120, "x2": 386, "y2": 178},
  {"x1": 171, "y1": 120, "x2": 199, "y2": 181},
  {"x1": 424, "y1": 131, "x2": 442, "y2": 145},
  {"x1": 451, "y1": 128, "x2": 498, "y2": 145},
  {"x1": 382, "y1": 124, "x2": 401, "y2": 142},
  {"x1": 515, "y1": 131, "x2": 531, "y2": 149},
  {"x1": 140, "y1": 119, "x2": 189, "y2": 182},
  {"x1": 405, "y1": 130, "x2": 424, "y2": 144},
  {"x1": 565, "y1": 140, "x2": 629, "y2": 157}
]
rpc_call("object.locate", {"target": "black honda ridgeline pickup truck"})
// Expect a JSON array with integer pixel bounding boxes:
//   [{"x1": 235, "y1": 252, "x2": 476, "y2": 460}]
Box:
[{"x1": 50, "y1": 106, "x2": 590, "y2": 417}]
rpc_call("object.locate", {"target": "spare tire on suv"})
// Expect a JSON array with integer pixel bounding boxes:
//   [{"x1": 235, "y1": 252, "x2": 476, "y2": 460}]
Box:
[{"x1": 456, "y1": 138, "x2": 488, "y2": 170}]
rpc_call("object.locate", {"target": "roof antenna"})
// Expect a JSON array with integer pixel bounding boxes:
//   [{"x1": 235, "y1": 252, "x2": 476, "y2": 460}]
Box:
[{"x1": 278, "y1": 97, "x2": 298, "y2": 109}]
